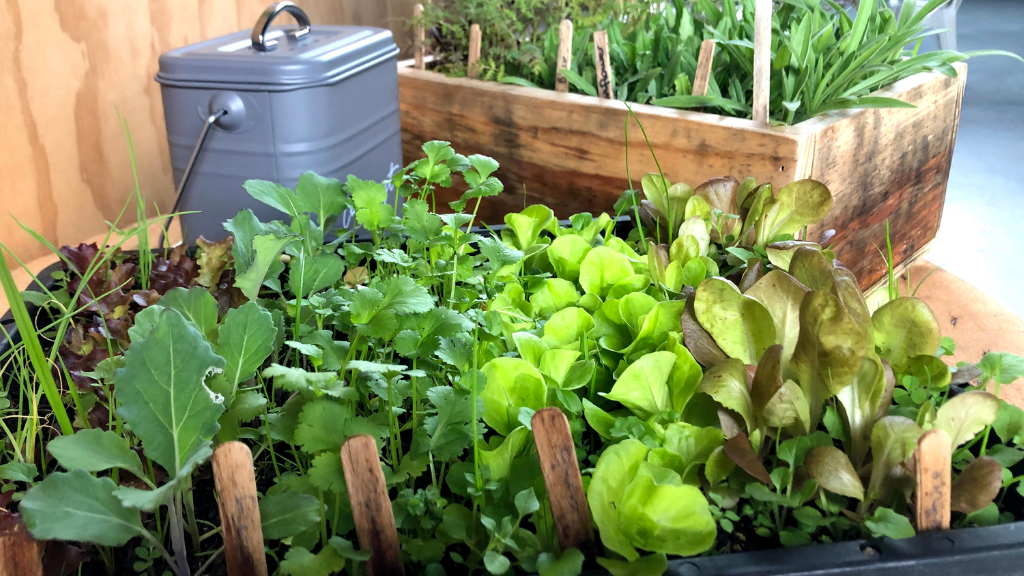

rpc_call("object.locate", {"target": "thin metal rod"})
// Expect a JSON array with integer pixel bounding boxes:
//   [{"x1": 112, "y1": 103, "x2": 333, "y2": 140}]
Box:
[{"x1": 158, "y1": 109, "x2": 227, "y2": 249}]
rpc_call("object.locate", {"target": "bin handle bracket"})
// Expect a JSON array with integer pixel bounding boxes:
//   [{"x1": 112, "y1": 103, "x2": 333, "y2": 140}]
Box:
[{"x1": 252, "y1": 2, "x2": 311, "y2": 52}]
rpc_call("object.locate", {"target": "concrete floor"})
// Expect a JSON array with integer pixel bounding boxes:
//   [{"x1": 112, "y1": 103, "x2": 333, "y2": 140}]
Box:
[{"x1": 926, "y1": 0, "x2": 1024, "y2": 319}]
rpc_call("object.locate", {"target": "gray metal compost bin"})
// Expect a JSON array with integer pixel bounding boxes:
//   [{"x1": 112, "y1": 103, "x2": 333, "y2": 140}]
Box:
[{"x1": 155, "y1": 2, "x2": 401, "y2": 243}]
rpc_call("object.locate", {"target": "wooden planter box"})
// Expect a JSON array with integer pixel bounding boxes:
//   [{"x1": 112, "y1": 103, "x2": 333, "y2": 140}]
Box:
[{"x1": 398, "y1": 62, "x2": 968, "y2": 290}]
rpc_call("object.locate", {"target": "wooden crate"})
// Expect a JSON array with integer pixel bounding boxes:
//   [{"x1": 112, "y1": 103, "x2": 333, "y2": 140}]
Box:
[{"x1": 398, "y1": 62, "x2": 967, "y2": 290}]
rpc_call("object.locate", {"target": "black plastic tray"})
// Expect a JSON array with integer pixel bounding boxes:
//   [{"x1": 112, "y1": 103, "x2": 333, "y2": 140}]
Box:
[{"x1": 4, "y1": 225, "x2": 1024, "y2": 576}]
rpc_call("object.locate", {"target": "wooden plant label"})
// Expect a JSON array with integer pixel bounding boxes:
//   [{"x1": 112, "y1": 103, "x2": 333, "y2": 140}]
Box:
[
  {"x1": 692, "y1": 39, "x2": 717, "y2": 97},
  {"x1": 212, "y1": 441, "x2": 269, "y2": 576},
  {"x1": 593, "y1": 31, "x2": 614, "y2": 100},
  {"x1": 915, "y1": 428, "x2": 952, "y2": 532},
  {"x1": 0, "y1": 520, "x2": 42, "y2": 576},
  {"x1": 413, "y1": 4, "x2": 426, "y2": 70},
  {"x1": 752, "y1": 0, "x2": 772, "y2": 124},
  {"x1": 341, "y1": 435, "x2": 404, "y2": 576},
  {"x1": 468, "y1": 24, "x2": 482, "y2": 79},
  {"x1": 531, "y1": 407, "x2": 595, "y2": 555},
  {"x1": 555, "y1": 19, "x2": 574, "y2": 93}
]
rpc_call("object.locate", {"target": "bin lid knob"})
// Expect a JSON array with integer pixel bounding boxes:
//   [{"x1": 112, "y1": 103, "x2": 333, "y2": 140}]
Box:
[{"x1": 251, "y1": 2, "x2": 311, "y2": 52}]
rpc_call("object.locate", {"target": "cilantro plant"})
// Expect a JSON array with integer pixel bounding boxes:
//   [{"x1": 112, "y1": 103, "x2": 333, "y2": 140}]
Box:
[{"x1": 1, "y1": 138, "x2": 1023, "y2": 576}]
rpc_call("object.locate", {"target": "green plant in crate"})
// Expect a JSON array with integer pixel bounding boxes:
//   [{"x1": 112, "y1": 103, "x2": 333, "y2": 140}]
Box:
[
  {"x1": 3, "y1": 136, "x2": 1024, "y2": 575},
  {"x1": 419, "y1": 0, "x2": 1022, "y2": 124}
]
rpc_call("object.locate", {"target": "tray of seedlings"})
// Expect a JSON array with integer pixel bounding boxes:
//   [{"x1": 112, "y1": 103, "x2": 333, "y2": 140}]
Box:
[{"x1": 2, "y1": 139, "x2": 1024, "y2": 576}]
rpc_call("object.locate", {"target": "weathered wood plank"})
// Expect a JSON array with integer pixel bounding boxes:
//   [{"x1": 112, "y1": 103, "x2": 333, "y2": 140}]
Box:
[
  {"x1": 0, "y1": 517, "x2": 42, "y2": 576},
  {"x1": 555, "y1": 20, "x2": 573, "y2": 94},
  {"x1": 398, "y1": 61, "x2": 965, "y2": 289},
  {"x1": 531, "y1": 407, "x2": 595, "y2": 555},
  {"x1": 804, "y1": 62, "x2": 968, "y2": 289},
  {"x1": 398, "y1": 66, "x2": 804, "y2": 226},
  {"x1": 341, "y1": 435, "x2": 404, "y2": 576},
  {"x1": 212, "y1": 441, "x2": 269, "y2": 576},
  {"x1": 915, "y1": 428, "x2": 952, "y2": 531}
]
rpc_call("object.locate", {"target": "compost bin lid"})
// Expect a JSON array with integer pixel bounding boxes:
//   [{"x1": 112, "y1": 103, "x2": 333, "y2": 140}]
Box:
[{"x1": 156, "y1": 24, "x2": 398, "y2": 90}]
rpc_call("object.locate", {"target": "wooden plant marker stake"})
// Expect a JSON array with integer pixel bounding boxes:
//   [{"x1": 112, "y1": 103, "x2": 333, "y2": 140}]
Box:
[
  {"x1": 0, "y1": 522, "x2": 42, "y2": 576},
  {"x1": 752, "y1": 0, "x2": 772, "y2": 124},
  {"x1": 413, "y1": 4, "x2": 425, "y2": 70},
  {"x1": 341, "y1": 435, "x2": 404, "y2": 576},
  {"x1": 692, "y1": 39, "x2": 716, "y2": 98},
  {"x1": 555, "y1": 19, "x2": 573, "y2": 93},
  {"x1": 593, "y1": 31, "x2": 614, "y2": 100},
  {"x1": 468, "y1": 24, "x2": 482, "y2": 79},
  {"x1": 915, "y1": 428, "x2": 952, "y2": 532},
  {"x1": 212, "y1": 441, "x2": 269, "y2": 576},
  {"x1": 532, "y1": 407, "x2": 595, "y2": 555}
]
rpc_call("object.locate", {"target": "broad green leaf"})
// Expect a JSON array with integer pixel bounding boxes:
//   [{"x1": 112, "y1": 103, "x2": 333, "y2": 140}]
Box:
[
  {"x1": 583, "y1": 399, "x2": 617, "y2": 439},
  {"x1": 278, "y1": 543, "x2": 347, "y2": 576},
  {"x1": 537, "y1": 548, "x2": 585, "y2": 576},
  {"x1": 805, "y1": 446, "x2": 864, "y2": 500},
  {"x1": 867, "y1": 416, "x2": 921, "y2": 503},
  {"x1": 349, "y1": 176, "x2": 394, "y2": 231},
  {"x1": 531, "y1": 278, "x2": 581, "y2": 318},
  {"x1": 698, "y1": 358, "x2": 755, "y2": 433},
  {"x1": 158, "y1": 287, "x2": 219, "y2": 338},
  {"x1": 113, "y1": 445, "x2": 210, "y2": 511},
  {"x1": 216, "y1": 302, "x2": 276, "y2": 393},
  {"x1": 755, "y1": 180, "x2": 832, "y2": 245},
  {"x1": 864, "y1": 507, "x2": 915, "y2": 539},
  {"x1": 542, "y1": 307, "x2": 596, "y2": 349},
  {"x1": 934, "y1": 390, "x2": 1000, "y2": 449},
  {"x1": 764, "y1": 241, "x2": 823, "y2": 270},
  {"x1": 836, "y1": 354, "x2": 888, "y2": 468},
  {"x1": 424, "y1": 386, "x2": 476, "y2": 461},
  {"x1": 790, "y1": 290, "x2": 869, "y2": 427},
  {"x1": 296, "y1": 172, "x2": 346, "y2": 226},
  {"x1": 243, "y1": 180, "x2": 301, "y2": 217},
  {"x1": 235, "y1": 233, "x2": 298, "y2": 301},
  {"x1": 595, "y1": 554, "x2": 668, "y2": 576},
  {"x1": 978, "y1": 352, "x2": 1024, "y2": 385},
  {"x1": 904, "y1": 354, "x2": 951, "y2": 389},
  {"x1": 547, "y1": 235, "x2": 592, "y2": 282},
  {"x1": 951, "y1": 456, "x2": 1002, "y2": 514},
  {"x1": 745, "y1": 270, "x2": 809, "y2": 363},
  {"x1": 114, "y1": 308, "x2": 226, "y2": 477},
  {"x1": 579, "y1": 247, "x2": 635, "y2": 298},
  {"x1": 479, "y1": 427, "x2": 531, "y2": 480},
  {"x1": 664, "y1": 333, "x2": 704, "y2": 414},
  {"x1": 872, "y1": 297, "x2": 941, "y2": 370},
  {"x1": 21, "y1": 470, "x2": 145, "y2": 546},
  {"x1": 294, "y1": 399, "x2": 386, "y2": 454},
  {"x1": 788, "y1": 247, "x2": 834, "y2": 292},
  {"x1": 762, "y1": 380, "x2": 811, "y2": 432},
  {"x1": 480, "y1": 358, "x2": 547, "y2": 436},
  {"x1": 652, "y1": 423, "x2": 724, "y2": 484},
  {"x1": 605, "y1": 351, "x2": 676, "y2": 419},
  {"x1": 47, "y1": 429, "x2": 146, "y2": 479},
  {"x1": 288, "y1": 252, "x2": 345, "y2": 297},
  {"x1": 694, "y1": 278, "x2": 776, "y2": 365},
  {"x1": 223, "y1": 209, "x2": 290, "y2": 274},
  {"x1": 128, "y1": 304, "x2": 164, "y2": 342},
  {"x1": 503, "y1": 204, "x2": 556, "y2": 250},
  {"x1": 262, "y1": 363, "x2": 340, "y2": 394},
  {"x1": 994, "y1": 401, "x2": 1024, "y2": 444},
  {"x1": 588, "y1": 439, "x2": 650, "y2": 561},
  {"x1": 618, "y1": 462, "x2": 716, "y2": 557},
  {"x1": 260, "y1": 491, "x2": 322, "y2": 540}
]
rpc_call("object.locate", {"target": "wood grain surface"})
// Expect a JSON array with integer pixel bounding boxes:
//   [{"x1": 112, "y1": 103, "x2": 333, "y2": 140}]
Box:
[
  {"x1": 398, "y1": 65, "x2": 804, "y2": 227},
  {"x1": 212, "y1": 441, "x2": 268, "y2": 576},
  {"x1": 915, "y1": 428, "x2": 952, "y2": 532},
  {"x1": 398, "y1": 62, "x2": 965, "y2": 290},
  {"x1": 0, "y1": 518, "x2": 42, "y2": 576},
  {"x1": 531, "y1": 407, "x2": 595, "y2": 555},
  {"x1": 341, "y1": 435, "x2": 404, "y2": 576},
  {"x1": 1, "y1": 0, "x2": 413, "y2": 267}
]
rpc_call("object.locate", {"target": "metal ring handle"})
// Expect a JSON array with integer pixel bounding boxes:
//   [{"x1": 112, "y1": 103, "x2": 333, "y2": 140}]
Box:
[{"x1": 251, "y1": 2, "x2": 311, "y2": 52}]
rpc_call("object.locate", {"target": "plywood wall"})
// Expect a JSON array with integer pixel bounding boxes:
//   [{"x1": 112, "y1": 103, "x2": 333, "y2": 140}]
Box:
[{"x1": 0, "y1": 0, "x2": 416, "y2": 265}]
